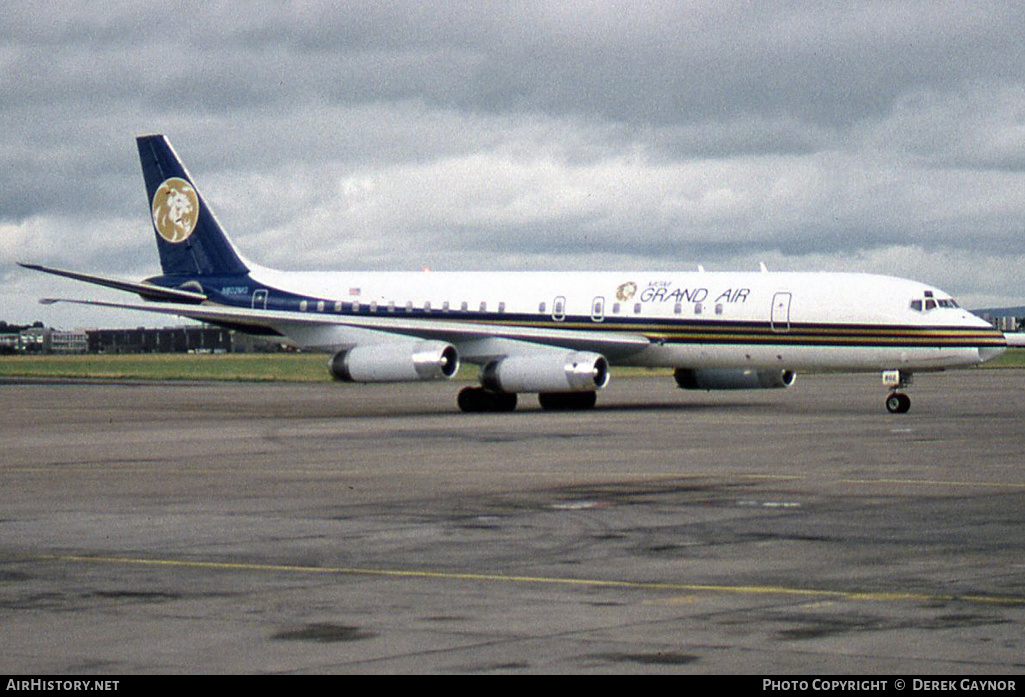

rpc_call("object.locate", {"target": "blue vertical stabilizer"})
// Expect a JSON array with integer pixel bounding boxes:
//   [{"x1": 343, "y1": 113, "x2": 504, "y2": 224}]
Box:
[{"x1": 136, "y1": 135, "x2": 248, "y2": 277}]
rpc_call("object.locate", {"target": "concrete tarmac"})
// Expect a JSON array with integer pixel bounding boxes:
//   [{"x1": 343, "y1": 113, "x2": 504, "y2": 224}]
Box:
[{"x1": 1, "y1": 370, "x2": 1024, "y2": 674}]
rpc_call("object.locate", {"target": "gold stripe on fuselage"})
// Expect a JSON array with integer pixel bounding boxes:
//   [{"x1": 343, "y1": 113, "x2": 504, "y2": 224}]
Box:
[{"x1": 458, "y1": 317, "x2": 1005, "y2": 347}]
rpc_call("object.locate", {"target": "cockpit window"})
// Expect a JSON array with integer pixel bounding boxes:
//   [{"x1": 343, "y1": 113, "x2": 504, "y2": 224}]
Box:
[{"x1": 910, "y1": 294, "x2": 959, "y2": 312}]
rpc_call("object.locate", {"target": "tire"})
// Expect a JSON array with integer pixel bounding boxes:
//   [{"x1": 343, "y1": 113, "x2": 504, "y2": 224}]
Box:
[
  {"x1": 538, "y1": 391, "x2": 597, "y2": 411},
  {"x1": 458, "y1": 387, "x2": 517, "y2": 413},
  {"x1": 885, "y1": 393, "x2": 911, "y2": 414}
]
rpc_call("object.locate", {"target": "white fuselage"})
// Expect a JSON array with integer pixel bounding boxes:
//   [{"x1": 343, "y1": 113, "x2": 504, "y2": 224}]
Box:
[{"x1": 243, "y1": 265, "x2": 1005, "y2": 372}]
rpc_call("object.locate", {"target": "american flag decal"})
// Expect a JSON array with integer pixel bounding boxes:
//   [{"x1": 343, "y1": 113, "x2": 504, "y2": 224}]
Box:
[{"x1": 348, "y1": 287, "x2": 361, "y2": 296}]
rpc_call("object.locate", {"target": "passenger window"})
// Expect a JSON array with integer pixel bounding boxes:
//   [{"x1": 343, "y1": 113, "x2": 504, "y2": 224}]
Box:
[
  {"x1": 538, "y1": 301, "x2": 546, "y2": 313},
  {"x1": 715, "y1": 303, "x2": 723, "y2": 315},
  {"x1": 498, "y1": 302, "x2": 506, "y2": 313},
  {"x1": 612, "y1": 302, "x2": 621, "y2": 314},
  {"x1": 317, "y1": 300, "x2": 325, "y2": 312},
  {"x1": 405, "y1": 301, "x2": 413, "y2": 313},
  {"x1": 479, "y1": 301, "x2": 487, "y2": 312},
  {"x1": 695, "y1": 303, "x2": 702, "y2": 315},
  {"x1": 299, "y1": 300, "x2": 308, "y2": 312},
  {"x1": 633, "y1": 303, "x2": 641, "y2": 314},
  {"x1": 674, "y1": 302, "x2": 682, "y2": 314},
  {"x1": 461, "y1": 301, "x2": 468, "y2": 312},
  {"x1": 424, "y1": 301, "x2": 431, "y2": 313}
]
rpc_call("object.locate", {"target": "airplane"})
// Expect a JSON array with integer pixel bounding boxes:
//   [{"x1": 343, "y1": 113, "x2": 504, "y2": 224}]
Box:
[{"x1": 22, "y1": 134, "x2": 1009, "y2": 414}]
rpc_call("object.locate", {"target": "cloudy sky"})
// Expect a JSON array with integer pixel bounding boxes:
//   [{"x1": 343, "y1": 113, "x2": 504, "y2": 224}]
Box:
[{"x1": 3, "y1": 1, "x2": 1025, "y2": 328}]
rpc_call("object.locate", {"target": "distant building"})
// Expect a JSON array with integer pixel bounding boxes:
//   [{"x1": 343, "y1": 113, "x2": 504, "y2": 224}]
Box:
[
  {"x1": 18, "y1": 327, "x2": 51, "y2": 353},
  {"x1": 0, "y1": 321, "x2": 296, "y2": 354},
  {"x1": 87, "y1": 326, "x2": 233, "y2": 354},
  {"x1": 0, "y1": 333, "x2": 20, "y2": 354},
  {"x1": 979, "y1": 314, "x2": 1023, "y2": 333},
  {"x1": 51, "y1": 330, "x2": 88, "y2": 354}
]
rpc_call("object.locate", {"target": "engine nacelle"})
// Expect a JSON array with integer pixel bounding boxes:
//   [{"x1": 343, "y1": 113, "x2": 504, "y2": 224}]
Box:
[
  {"x1": 674, "y1": 368, "x2": 796, "y2": 390},
  {"x1": 480, "y1": 351, "x2": 610, "y2": 393},
  {"x1": 329, "y1": 341, "x2": 459, "y2": 382}
]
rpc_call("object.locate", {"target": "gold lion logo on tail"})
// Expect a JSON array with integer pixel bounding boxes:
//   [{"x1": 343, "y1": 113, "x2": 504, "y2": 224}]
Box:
[{"x1": 152, "y1": 178, "x2": 199, "y2": 243}]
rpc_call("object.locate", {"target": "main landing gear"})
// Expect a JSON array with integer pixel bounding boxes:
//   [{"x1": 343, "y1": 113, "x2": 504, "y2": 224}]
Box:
[
  {"x1": 882, "y1": 370, "x2": 913, "y2": 414},
  {"x1": 537, "y1": 391, "x2": 597, "y2": 411},
  {"x1": 457, "y1": 387, "x2": 598, "y2": 413},
  {"x1": 457, "y1": 386, "x2": 517, "y2": 413}
]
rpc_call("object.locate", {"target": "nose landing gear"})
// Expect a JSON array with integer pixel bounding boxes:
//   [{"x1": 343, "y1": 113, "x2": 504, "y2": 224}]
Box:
[
  {"x1": 883, "y1": 370, "x2": 913, "y2": 414},
  {"x1": 885, "y1": 391, "x2": 911, "y2": 414}
]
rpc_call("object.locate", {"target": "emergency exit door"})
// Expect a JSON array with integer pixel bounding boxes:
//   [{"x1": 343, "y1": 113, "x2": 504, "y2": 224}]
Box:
[{"x1": 771, "y1": 292, "x2": 792, "y2": 332}]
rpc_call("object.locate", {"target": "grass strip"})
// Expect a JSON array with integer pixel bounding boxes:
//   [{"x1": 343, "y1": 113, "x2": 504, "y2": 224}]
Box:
[{"x1": 1, "y1": 349, "x2": 1021, "y2": 382}]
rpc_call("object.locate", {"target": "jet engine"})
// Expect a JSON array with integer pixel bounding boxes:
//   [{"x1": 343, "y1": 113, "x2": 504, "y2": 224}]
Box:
[
  {"x1": 674, "y1": 368, "x2": 796, "y2": 390},
  {"x1": 329, "y1": 341, "x2": 459, "y2": 382},
  {"x1": 480, "y1": 351, "x2": 610, "y2": 393}
]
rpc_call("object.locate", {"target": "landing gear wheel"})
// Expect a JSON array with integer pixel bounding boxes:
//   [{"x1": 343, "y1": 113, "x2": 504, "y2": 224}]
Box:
[
  {"x1": 882, "y1": 370, "x2": 914, "y2": 414},
  {"x1": 885, "y1": 392, "x2": 911, "y2": 414},
  {"x1": 457, "y1": 387, "x2": 517, "y2": 413},
  {"x1": 538, "y1": 391, "x2": 598, "y2": 411},
  {"x1": 492, "y1": 391, "x2": 518, "y2": 412}
]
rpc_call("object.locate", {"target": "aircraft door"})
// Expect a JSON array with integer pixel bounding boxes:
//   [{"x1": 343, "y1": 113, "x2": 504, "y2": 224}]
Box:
[
  {"x1": 552, "y1": 295, "x2": 566, "y2": 322},
  {"x1": 591, "y1": 296, "x2": 605, "y2": 322},
  {"x1": 252, "y1": 289, "x2": 268, "y2": 310},
  {"x1": 771, "y1": 292, "x2": 792, "y2": 332}
]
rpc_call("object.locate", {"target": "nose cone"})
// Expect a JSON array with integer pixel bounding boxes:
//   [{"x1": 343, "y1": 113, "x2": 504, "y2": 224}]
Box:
[
  {"x1": 965, "y1": 312, "x2": 1008, "y2": 364},
  {"x1": 964, "y1": 310, "x2": 995, "y2": 328},
  {"x1": 951, "y1": 309, "x2": 1008, "y2": 364}
]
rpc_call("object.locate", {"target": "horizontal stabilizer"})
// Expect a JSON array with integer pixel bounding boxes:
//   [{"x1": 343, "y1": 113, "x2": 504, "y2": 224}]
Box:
[{"x1": 18, "y1": 263, "x2": 207, "y2": 304}]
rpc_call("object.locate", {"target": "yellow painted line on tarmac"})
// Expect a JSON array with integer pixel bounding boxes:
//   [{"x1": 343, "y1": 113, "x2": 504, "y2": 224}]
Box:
[
  {"x1": 836, "y1": 477, "x2": 1025, "y2": 489},
  {"x1": 44, "y1": 554, "x2": 1025, "y2": 606}
]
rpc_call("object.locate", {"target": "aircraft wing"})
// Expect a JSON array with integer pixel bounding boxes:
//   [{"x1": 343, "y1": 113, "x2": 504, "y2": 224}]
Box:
[
  {"x1": 19, "y1": 263, "x2": 207, "y2": 304},
  {"x1": 40, "y1": 297, "x2": 652, "y2": 355}
]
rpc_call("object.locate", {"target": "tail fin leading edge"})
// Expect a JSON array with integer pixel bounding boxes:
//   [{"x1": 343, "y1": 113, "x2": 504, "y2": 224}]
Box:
[{"x1": 137, "y1": 134, "x2": 248, "y2": 277}]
